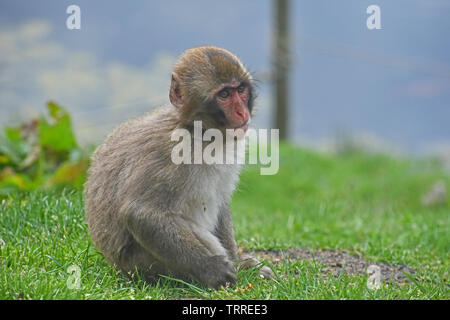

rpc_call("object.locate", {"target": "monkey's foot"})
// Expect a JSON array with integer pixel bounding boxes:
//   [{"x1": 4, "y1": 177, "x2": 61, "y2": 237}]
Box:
[{"x1": 238, "y1": 253, "x2": 274, "y2": 280}]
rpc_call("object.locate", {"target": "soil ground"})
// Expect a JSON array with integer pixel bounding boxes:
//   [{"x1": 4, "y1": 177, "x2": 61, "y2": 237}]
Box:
[{"x1": 248, "y1": 248, "x2": 416, "y2": 284}]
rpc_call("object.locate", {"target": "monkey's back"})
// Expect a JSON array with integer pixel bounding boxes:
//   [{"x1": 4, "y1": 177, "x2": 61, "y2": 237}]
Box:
[{"x1": 84, "y1": 105, "x2": 180, "y2": 266}]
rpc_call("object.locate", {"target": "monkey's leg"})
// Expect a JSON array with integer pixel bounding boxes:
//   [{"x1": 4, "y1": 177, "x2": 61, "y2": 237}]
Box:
[
  {"x1": 215, "y1": 206, "x2": 274, "y2": 280},
  {"x1": 215, "y1": 205, "x2": 238, "y2": 261},
  {"x1": 125, "y1": 210, "x2": 236, "y2": 289}
]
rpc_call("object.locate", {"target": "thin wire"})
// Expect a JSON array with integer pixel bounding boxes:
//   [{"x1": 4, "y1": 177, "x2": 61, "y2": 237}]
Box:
[{"x1": 296, "y1": 35, "x2": 450, "y2": 78}]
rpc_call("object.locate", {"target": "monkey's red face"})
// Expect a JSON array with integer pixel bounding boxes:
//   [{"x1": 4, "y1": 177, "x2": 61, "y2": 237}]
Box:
[
  {"x1": 214, "y1": 80, "x2": 251, "y2": 132},
  {"x1": 169, "y1": 46, "x2": 255, "y2": 133}
]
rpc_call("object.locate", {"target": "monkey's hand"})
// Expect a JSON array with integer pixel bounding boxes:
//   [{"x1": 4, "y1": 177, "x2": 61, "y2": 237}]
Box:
[
  {"x1": 238, "y1": 253, "x2": 274, "y2": 280},
  {"x1": 126, "y1": 208, "x2": 238, "y2": 289},
  {"x1": 197, "y1": 255, "x2": 237, "y2": 289}
]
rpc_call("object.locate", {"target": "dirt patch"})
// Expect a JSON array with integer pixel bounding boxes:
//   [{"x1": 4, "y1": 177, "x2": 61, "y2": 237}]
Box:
[{"x1": 246, "y1": 248, "x2": 416, "y2": 284}]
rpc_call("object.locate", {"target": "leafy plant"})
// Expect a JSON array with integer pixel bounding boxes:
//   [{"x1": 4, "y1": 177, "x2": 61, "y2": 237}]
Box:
[{"x1": 0, "y1": 101, "x2": 89, "y2": 195}]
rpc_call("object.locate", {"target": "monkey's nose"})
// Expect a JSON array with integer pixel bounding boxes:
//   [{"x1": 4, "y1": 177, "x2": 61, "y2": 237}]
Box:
[{"x1": 235, "y1": 108, "x2": 249, "y2": 122}]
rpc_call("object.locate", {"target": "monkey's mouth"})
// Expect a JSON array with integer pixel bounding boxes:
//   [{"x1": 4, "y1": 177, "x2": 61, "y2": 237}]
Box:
[{"x1": 232, "y1": 121, "x2": 249, "y2": 132}]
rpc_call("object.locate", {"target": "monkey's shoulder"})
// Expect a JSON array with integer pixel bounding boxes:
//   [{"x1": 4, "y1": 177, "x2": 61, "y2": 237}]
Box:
[
  {"x1": 92, "y1": 105, "x2": 177, "y2": 156},
  {"x1": 111, "y1": 105, "x2": 177, "y2": 138}
]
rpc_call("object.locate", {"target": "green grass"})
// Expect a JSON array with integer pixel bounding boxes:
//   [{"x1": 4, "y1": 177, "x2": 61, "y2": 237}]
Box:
[{"x1": 0, "y1": 144, "x2": 448, "y2": 299}]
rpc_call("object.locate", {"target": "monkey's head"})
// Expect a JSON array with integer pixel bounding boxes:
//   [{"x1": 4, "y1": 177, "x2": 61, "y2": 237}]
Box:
[{"x1": 169, "y1": 46, "x2": 255, "y2": 134}]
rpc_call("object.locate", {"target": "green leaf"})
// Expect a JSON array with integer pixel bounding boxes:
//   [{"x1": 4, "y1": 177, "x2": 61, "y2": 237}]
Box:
[
  {"x1": 0, "y1": 155, "x2": 10, "y2": 165},
  {"x1": 0, "y1": 168, "x2": 30, "y2": 190},
  {"x1": 38, "y1": 102, "x2": 77, "y2": 151},
  {"x1": 47, "y1": 159, "x2": 88, "y2": 188},
  {"x1": 0, "y1": 135, "x2": 24, "y2": 165},
  {"x1": 47, "y1": 101, "x2": 66, "y2": 120},
  {"x1": 4, "y1": 126, "x2": 22, "y2": 142}
]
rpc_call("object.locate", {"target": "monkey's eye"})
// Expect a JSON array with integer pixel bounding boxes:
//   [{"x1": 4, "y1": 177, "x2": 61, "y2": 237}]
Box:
[
  {"x1": 218, "y1": 89, "x2": 230, "y2": 99},
  {"x1": 237, "y1": 84, "x2": 246, "y2": 94}
]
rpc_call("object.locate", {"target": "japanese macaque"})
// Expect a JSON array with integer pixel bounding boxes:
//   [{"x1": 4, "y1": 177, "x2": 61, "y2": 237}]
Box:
[{"x1": 84, "y1": 46, "x2": 273, "y2": 289}]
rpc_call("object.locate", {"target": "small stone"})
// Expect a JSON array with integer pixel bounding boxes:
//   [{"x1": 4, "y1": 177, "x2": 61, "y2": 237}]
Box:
[{"x1": 422, "y1": 181, "x2": 447, "y2": 206}]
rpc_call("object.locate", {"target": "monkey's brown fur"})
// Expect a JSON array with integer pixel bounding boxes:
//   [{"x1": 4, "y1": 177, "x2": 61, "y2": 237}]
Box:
[{"x1": 85, "y1": 46, "x2": 272, "y2": 288}]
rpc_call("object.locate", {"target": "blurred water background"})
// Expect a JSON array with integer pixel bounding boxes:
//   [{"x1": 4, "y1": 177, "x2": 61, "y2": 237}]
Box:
[{"x1": 0, "y1": 0, "x2": 449, "y2": 164}]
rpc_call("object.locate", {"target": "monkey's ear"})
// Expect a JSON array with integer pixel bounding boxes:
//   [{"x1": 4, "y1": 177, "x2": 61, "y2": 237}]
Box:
[{"x1": 169, "y1": 73, "x2": 184, "y2": 108}]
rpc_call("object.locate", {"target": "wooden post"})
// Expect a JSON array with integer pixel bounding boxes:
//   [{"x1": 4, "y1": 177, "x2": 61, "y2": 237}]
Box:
[{"x1": 273, "y1": 0, "x2": 290, "y2": 140}]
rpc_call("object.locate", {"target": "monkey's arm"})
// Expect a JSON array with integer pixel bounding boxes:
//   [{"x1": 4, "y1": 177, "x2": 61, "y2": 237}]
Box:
[
  {"x1": 215, "y1": 205, "x2": 238, "y2": 261},
  {"x1": 125, "y1": 208, "x2": 236, "y2": 288}
]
